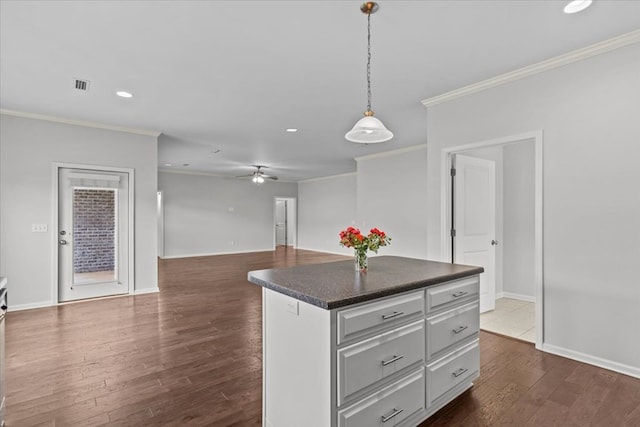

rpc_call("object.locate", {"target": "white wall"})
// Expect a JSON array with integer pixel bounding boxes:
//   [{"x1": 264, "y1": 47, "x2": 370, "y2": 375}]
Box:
[
  {"x1": 357, "y1": 146, "x2": 429, "y2": 259},
  {"x1": 426, "y1": 43, "x2": 640, "y2": 373},
  {"x1": 503, "y1": 142, "x2": 535, "y2": 299},
  {"x1": 158, "y1": 171, "x2": 297, "y2": 257},
  {"x1": 298, "y1": 173, "x2": 356, "y2": 255},
  {"x1": 0, "y1": 113, "x2": 159, "y2": 309}
]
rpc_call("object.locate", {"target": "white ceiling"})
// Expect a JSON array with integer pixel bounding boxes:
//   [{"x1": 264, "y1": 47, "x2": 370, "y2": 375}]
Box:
[{"x1": 2, "y1": 1, "x2": 639, "y2": 181}]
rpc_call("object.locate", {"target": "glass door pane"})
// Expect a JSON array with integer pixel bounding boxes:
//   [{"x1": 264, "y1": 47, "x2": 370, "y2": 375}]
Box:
[{"x1": 72, "y1": 188, "x2": 117, "y2": 285}]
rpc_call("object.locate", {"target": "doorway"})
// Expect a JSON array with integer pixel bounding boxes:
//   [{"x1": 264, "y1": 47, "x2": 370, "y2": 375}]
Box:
[
  {"x1": 274, "y1": 197, "x2": 297, "y2": 248},
  {"x1": 55, "y1": 165, "x2": 134, "y2": 302},
  {"x1": 442, "y1": 131, "x2": 543, "y2": 349}
]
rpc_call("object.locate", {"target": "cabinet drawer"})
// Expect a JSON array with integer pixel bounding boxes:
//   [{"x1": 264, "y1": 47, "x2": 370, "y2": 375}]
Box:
[
  {"x1": 426, "y1": 301, "x2": 479, "y2": 359},
  {"x1": 426, "y1": 277, "x2": 479, "y2": 313},
  {"x1": 337, "y1": 291, "x2": 424, "y2": 344},
  {"x1": 426, "y1": 339, "x2": 479, "y2": 408},
  {"x1": 338, "y1": 320, "x2": 425, "y2": 405},
  {"x1": 338, "y1": 368, "x2": 425, "y2": 427}
]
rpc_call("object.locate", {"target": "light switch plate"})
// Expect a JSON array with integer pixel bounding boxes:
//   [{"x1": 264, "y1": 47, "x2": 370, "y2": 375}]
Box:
[{"x1": 32, "y1": 224, "x2": 48, "y2": 232}]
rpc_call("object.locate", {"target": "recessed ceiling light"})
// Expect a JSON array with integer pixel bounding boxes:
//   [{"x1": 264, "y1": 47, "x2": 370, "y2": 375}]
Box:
[
  {"x1": 286, "y1": 128, "x2": 298, "y2": 133},
  {"x1": 116, "y1": 91, "x2": 133, "y2": 98},
  {"x1": 564, "y1": 0, "x2": 592, "y2": 14},
  {"x1": 163, "y1": 163, "x2": 172, "y2": 167}
]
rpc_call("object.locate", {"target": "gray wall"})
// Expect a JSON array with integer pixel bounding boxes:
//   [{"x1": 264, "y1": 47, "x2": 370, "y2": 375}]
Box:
[
  {"x1": 503, "y1": 142, "x2": 535, "y2": 299},
  {"x1": 0, "y1": 113, "x2": 159, "y2": 309},
  {"x1": 298, "y1": 173, "x2": 356, "y2": 255},
  {"x1": 426, "y1": 43, "x2": 640, "y2": 370},
  {"x1": 357, "y1": 146, "x2": 429, "y2": 259},
  {"x1": 158, "y1": 171, "x2": 297, "y2": 257}
]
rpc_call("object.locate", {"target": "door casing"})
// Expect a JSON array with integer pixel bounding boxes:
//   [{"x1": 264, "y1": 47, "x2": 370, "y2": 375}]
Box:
[
  {"x1": 440, "y1": 131, "x2": 543, "y2": 349},
  {"x1": 52, "y1": 162, "x2": 135, "y2": 304}
]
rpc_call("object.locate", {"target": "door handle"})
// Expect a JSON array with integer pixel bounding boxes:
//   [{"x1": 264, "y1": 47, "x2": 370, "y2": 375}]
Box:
[
  {"x1": 491, "y1": 239, "x2": 499, "y2": 246},
  {"x1": 59, "y1": 239, "x2": 68, "y2": 245}
]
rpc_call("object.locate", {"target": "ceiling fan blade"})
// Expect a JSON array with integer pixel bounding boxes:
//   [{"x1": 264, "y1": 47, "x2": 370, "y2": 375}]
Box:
[{"x1": 235, "y1": 174, "x2": 255, "y2": 178}]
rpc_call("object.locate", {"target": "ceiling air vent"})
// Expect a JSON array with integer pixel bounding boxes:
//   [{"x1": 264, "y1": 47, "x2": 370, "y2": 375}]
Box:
[{"x1": 73, "y1": 78, "x2": 90, "y2": 91}]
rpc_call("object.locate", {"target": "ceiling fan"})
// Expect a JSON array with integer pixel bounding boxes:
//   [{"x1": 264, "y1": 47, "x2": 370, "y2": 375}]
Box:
[{"x1": 237, "y1": 165, "x2": 278, "y2": 184}]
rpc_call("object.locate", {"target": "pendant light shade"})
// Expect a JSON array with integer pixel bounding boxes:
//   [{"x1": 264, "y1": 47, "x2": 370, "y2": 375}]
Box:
[
  {"x1": 345, "y1": 113, "x2": 393, "y2": 143},
  {"x1": 345, "y1": 2, "x2": 393, "y2": 144}
]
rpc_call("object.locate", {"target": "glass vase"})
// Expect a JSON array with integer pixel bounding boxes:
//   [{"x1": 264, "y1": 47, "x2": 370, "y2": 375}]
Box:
[{"x1": 354, "y1": 249, "x2": 368, "y2": 273}]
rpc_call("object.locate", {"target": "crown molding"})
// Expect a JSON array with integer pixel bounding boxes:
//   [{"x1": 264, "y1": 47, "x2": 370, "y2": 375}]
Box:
[
  {"x1": 354, "y1": 144, "x2": 427, "y2": 162},
  {"x1": 421, "y1": 29, "x2": 640, "y2": 108},
  {"x1": 0, "y1": 109, "x2": 162, "y2": 137},
  {"x1": 299, "y1": 172, "x2": 357, "y2": 184}
]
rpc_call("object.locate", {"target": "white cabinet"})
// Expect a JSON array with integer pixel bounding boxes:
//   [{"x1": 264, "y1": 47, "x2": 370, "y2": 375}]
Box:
[
  {"x1": 262, "y1": 275, "x2": 480, "y2": 427},
  {"x1": 338, "y1": 368, "x2": 426, "y2": 427},
  {"x1": 337, "y1": 291, "x2": 425, "y2": 345},
  {"x1": 426, "y1": 340, "x2": 479, "y2": 409},
  {"x1": 338, "y1": 320, "x2": 425, "y2": 405},
  {"x1": 426, "y1": 301, "x2": 479, "y2": 360}
]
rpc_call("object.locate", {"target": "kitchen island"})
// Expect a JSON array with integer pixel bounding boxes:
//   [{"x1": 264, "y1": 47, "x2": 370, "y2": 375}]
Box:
[{"x1": 248, "y1": 256, "x2": 484, "y2": 427}]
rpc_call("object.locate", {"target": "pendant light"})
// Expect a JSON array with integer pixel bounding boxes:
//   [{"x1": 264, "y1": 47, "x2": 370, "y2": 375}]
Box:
[{"x1": 345, "y1": 2, "x2": 393, "y2": 144}]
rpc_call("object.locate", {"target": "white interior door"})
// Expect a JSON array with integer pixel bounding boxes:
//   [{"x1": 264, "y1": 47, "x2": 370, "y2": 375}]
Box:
[
  {"x1": 275, "y1": 200, "x2": 287, "y2": 246},
  {"x1": 58, "y1": 168, "x2": 129, "y2": 302},
  {"x1": 454, "y1": 154, "x2": 496, "y2": 313}
]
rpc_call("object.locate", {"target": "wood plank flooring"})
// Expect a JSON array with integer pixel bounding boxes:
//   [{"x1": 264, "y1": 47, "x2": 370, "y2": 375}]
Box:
[{"x1": 6, "y1": 248, "x2": 640, "y2": 426}]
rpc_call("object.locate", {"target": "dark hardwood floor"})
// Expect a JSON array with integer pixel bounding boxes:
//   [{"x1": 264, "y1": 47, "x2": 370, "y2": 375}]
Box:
[{"x1": 6, "y1": 248, "x2": 640, "y2": 426}]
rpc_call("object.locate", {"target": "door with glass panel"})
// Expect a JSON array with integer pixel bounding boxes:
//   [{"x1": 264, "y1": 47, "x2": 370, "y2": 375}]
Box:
[{"x1": 58, "y1": 168, "x2": 129, "y2": 302}]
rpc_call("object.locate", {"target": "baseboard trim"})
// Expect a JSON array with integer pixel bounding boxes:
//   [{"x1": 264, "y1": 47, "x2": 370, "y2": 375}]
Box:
[
  {"x1": 8, "y1": 300, "x2": 54, "y2": 312},
  {"x1": 542, "y1": 343, "x2": 640, "y2": 379},
  {"x1": 294, "y1": 247, "x2": 353, "y2": 257},
  {"x1": 162, "y1": 248, "x2": 277, "y2": 259},
  {"x1": 9, "y1": 288, "x2": 159, "y2": 311},
  {"x1": 134, "y1": 287, "x2": 159, "y2": 295},
  {"x1": 501, "y1": 292, "x2": 536, "y2": 303}
]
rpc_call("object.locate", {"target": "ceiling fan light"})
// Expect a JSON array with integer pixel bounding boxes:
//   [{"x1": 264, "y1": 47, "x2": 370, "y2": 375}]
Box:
[
  {"x1": 345, "y1": 115, "x2": 394, "y2": 143},
  {"x1": 252, "y1": 174, "x2": 265, "y2": 184}
]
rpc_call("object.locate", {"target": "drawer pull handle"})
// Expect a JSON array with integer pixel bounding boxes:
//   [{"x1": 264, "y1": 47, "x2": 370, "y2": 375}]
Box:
[
  {"x1": 452, "y1": 368, "x2": 469, "y2": 378},
  {"x1": 452, "y1": 291, "x2": 468, "y2": 298},
  {"x1": 381, "y1": 311, "x2": 404, "y2": 320},
  {"x1": 381, "y1": 354, "x2": 404, "y2": 366},
  {"x1": 452, "y1": 325, "x2": 468, "y2": 334},
  {"x1": 381, "y1": 407, "x2": 404, "y2": 423}
]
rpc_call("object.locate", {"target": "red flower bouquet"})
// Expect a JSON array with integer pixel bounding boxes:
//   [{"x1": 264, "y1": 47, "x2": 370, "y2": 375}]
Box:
[{"x1": 339, "y1": 226, "x2": 391, "y2": 272}]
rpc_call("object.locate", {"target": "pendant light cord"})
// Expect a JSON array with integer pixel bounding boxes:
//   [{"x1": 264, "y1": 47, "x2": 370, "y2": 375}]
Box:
[{"x1": 366, "y1": 12, "x2": 372, "y2": 113}]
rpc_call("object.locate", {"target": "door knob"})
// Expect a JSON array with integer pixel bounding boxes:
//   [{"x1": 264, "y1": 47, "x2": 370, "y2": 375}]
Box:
[
  {"x1": 59, "y1": 239, "x2": 68, "y2": 245},
  {"x1": 491, "y1": 240, "x2": 499, "y2": 246}
]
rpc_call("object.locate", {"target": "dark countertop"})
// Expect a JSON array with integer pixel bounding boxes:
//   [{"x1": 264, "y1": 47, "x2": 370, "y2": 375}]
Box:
[{"x1": 247, "y1": 256, "x2": 484, "y2": 310}]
